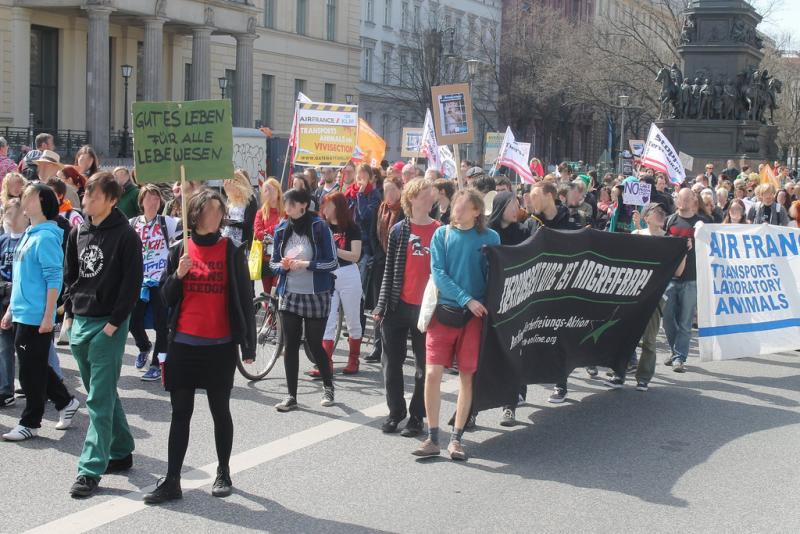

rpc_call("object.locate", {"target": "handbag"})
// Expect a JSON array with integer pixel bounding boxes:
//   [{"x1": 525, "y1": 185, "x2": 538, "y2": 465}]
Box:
[
  {"x1": 417, "y1": 227, "x2": 451, "y2": 333},
  {"x1": 434, "y1": 304, "x2": 472, "y2": 328},
  {"x1": 248, "y1": 239, "x2": 263, "y2": 281}
]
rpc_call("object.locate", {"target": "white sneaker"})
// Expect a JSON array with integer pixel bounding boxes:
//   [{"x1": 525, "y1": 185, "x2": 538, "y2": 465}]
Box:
[
  {"x1": 2, "y1": 425, "x2": 38, "y2": 441},
  {"x1": 56, "y1": 398, "x2": 80, "y2": 430}
]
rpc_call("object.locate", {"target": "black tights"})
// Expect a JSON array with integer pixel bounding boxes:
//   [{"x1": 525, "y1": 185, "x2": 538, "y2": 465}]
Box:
[
  {"x1": 280, "y1": 311, "x2": 333, "y2": 397},
  {"x1": 167, "y1": 387, "x2": 233, "y2": 477}
]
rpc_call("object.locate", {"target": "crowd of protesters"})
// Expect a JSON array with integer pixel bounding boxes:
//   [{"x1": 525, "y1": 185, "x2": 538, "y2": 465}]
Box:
[{"x1": 0, "y1": 132, "x2": 798, "y2": 500}]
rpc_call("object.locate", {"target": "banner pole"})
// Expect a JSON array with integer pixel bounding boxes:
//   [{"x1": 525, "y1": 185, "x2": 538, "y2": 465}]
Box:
[
  {"x1": 280, "y1": 102, "x2": 298, "y2": 189},
  {"x1": 410, "y1": 157, "x2": 416, "y2": 168},
  {"x1": 180, "y1": 164, "x2": 189, "y2": 244},
  {"x1": 452, "y1": 144, "x2": 462, "y2": 189}
]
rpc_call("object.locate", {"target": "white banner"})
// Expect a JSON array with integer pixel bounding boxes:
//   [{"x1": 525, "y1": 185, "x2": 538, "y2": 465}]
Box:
[
  {"x1": 420, "y1": 108, "x2": 441, "y2": 173},
  {"x1": 496, "y1": 127, "x2": 533, "y2": 183},
  {"x1": 695, "y1": 222, "x2": 800, "y2": 361},
  {"x1": 640, "y1": 123, "x2": 685, "y2": 186}
]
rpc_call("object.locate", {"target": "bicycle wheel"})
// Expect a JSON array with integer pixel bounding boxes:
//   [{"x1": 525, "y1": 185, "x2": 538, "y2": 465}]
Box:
[{"x1": 237, "y1": 295, "x2": 282, "y2": 381}]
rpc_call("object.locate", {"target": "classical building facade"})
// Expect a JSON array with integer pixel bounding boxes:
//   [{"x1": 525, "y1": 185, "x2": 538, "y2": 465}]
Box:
[
  {"x1": 357, "y1": 0, "x2": 501, "y2": 164},
  {"x1": 0, "y1": 0, "x2": 360, "y2": 157}
]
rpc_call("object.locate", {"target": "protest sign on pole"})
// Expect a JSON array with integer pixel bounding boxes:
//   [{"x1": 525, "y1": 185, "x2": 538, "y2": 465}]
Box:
[
  {"x1": 132, "y1": 99, "x2": 233, "y2": 183},
  {"x1": 401, "y1": 128, "x2": 423, "y2": 158},
  {"x1": 293, "y1": 100, "x2": 358, "y2": 167},
  {"x1": 420, "y1": 109, "x2": 441, "y2": 174},
  {"x1": 622, "y1": 180, "x2": 651, "y2": 206},
  {"x1": 132, "y1": 99, "x2": 234, "y2": 243},
  {"x1": 695, "y1": 222, "x2": 800, "y2": 362},
  {"x1": 640, "y1": 123, "x2": 686, "y2": 185},
  {"x1": 474, "y1": 228, "x2": 686, "y2": 410},
  {"x1": 494, "y1": 127, "x2": 533, "y2": 183},
  {"x1": 628, "y1": 139, "x2": 645, "y2": 157},
  {"x1": 438, "y1": 145, "x2": 457, "y2": 179},
  {"x1": 678, "y1": 151, "x2": 694, "y2": 172},
  {"x1": 353, "y1": 118, "x2": 386, "y2": 168},
  {"x1": 281, "y1": 92, "x2": 311, "y2": 187},
  {"x1": 483, "y1": 132, "x2": 504, "y2": 167},
  {"x1": 430, "y1": 83, "x2": 475, "y2": 146}
]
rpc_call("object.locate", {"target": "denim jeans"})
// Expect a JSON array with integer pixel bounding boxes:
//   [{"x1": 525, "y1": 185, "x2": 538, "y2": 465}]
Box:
[
  {"x1": 0, "y1": 328, "x2": 14, "y2": 396},
  {"x1": 48, "y1": 341, "x2": 64, "y2": 380},
  {"x1": 662, "y1": 280, "x2": 697, "y2": 364}
]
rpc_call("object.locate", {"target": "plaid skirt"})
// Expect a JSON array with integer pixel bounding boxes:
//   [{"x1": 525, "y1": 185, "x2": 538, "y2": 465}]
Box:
[{"x1": 278, "y1": 290, "x2": 332, "y2": 319}]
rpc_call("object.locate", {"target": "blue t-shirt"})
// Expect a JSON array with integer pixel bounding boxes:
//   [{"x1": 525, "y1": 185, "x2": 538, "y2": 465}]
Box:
[
  {"x1": 0, "y1": 233, "x2": 22, "y2": 282},
  {"x1": 430, "y1": 225, "x2": 500, "y2": 308}
]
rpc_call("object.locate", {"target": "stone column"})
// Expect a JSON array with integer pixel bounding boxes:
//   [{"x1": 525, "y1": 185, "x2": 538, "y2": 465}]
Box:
[
  {"x1": 142, "y1": 17, "x2": 167, "y2": 101},
  {"x1": 11, "y1": 8, "x2": 31, "y2": 127},
  {"x1": 190, "y1": 27, "x2": 213, "y2": 100},
  {"x1": 85, "y1": 4, "x2": 113, "y2": 155},
  {"x1": 234, "y1": 33, "x2": 257, "y2": 127}
]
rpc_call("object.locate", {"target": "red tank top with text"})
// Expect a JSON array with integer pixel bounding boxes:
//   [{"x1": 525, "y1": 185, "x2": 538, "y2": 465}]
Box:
[{"x1": 177, "y1": 238, "x2": 231, "y2": 338}]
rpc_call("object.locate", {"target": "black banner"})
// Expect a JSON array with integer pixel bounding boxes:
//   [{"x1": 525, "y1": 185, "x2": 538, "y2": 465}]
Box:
[{"x1": 474, "y1": 228, "x2": 687, "y2": 410}]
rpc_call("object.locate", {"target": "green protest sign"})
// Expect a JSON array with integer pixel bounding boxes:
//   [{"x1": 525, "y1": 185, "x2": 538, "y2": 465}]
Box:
[{"x1": 132, "y1": 99, "x2": 234, "y2": 183}]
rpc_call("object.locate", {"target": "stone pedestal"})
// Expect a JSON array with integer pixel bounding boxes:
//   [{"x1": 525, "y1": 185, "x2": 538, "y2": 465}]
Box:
[{"x1": 656, "y1": 118, "x2": 777, "y2": 169}]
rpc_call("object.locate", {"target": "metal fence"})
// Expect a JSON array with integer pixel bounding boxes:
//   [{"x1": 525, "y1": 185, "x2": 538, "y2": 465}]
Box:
[{"x1": 0, "y1": 126, "x2": 90, "y2": 163}]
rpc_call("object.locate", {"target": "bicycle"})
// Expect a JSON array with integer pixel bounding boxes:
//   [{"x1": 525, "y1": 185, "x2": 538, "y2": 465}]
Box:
[{"x1": 236, "y1": 290, "x2": 345, "y2": 381}]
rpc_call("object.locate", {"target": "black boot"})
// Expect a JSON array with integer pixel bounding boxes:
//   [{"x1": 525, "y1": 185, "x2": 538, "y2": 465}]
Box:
[
  {"x1": 212, "y1": 466, "x2": 232, "y2": 498},
  {"x1": 364, "y1": 335, "x2": 382, "y2": 363},
  {"x1": 143, "y1": 476, "x2": 182, "y2": 504}
]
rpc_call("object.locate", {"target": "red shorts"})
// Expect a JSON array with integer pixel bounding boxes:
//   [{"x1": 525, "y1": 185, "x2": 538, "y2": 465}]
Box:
[{"x1": 425, "y1": 315, "x2": 483, "y2": 374}]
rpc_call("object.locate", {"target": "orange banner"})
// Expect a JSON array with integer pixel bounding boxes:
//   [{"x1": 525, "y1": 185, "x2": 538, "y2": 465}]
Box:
[{"x1": 353, "y1": 118, "x2": 386, "y2": 168}]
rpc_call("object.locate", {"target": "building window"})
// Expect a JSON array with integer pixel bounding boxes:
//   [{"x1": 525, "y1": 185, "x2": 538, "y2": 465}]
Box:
[
  {"x1": 384, "y1": 0, "x2": 392, "y2": 26},
  {"x1": 382, "y1": 50, "x2": 391, "y2": 85},
  {"x1": 326, "y1": 0, "x2": 336, "y2": 41},
  {"x1": 294, "y1": 78, "x2": 306, "y2": 100},
  {"x1": 381, "y1": 113, "x2": 390, "y2": 148},
  {"x1": 413, "y1": 4, "x2": 421, "y2": 31},
  {"x1": 365, "y1": 111, "x2": 373, "y2": 125},
  {"x1": 184, "y1": 63, "x2": 192, "y2": 100},
  {"x1": 135, "y1": 41, "x2": 144, "y2": 101},
  {"x1": 296, "y1": 0, "x2": 308, "y2": 35},
  {"x1": 324, "y1": 83, "x2": 335, "y2": 103},
  {"x1": 264, "y1": 0, "x2": 276, "y2": 29},
  {"x1": 225, "y1": 68, "x2": 237, "y2": 117},
  {"x1": 401, "y1": 1, "x2": 409, "y2": 30},
  {"x1": 399, "y1": 50, "x2": 409, "y2": 85},
  {"x1": 363, "y1": 45, "x2": 374, "y2": 82},
  {"x1": 30, "y1": 25, "x2": 59, "y2": 129},
  {"x1": 261, "y1": 74, "x2": 274, "y2": 127},
  {"x1": 365, "y1": 0, "x2": 374, "y2": 23}
]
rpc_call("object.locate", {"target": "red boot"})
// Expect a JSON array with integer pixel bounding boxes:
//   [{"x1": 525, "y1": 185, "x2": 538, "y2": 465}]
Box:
[
  {"x1": 343, "y1": 338, "x2": 362, "y2": 375},
  {"x1": 308, "y1": 340, "x2": 335, "y2": 379}
]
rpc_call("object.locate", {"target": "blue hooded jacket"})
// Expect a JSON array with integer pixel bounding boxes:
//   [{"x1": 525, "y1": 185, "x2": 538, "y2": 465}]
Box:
[{"x1": 10, "y1": 221, "x2": 64, "y2": 325}]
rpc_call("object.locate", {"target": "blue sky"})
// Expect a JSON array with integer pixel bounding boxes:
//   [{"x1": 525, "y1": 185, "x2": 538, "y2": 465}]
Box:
[{"x1": 753, "y1": 0, "x2": 800, "y2": 47}]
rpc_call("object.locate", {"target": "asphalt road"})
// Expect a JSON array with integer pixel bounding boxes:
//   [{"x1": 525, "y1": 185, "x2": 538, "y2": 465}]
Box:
[{"x1": 2, "y1": 330, "x2": 799, "y2": 533}]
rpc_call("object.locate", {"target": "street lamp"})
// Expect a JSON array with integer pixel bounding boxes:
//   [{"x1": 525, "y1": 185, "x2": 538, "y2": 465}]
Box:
[
  {"x1": 466, "y1": 59, "x2": 481, "y2": 79},
  {"x1": 119, "y1": 64, "x2": 133, "y2": 158},
  {"x1": 218, "y1": 76, "x2": 228, "y2": 99},
  {"x1": 618, "y1": 94, "x2": 630, "y2": 175},
  {"x1": 345, "y1": 94, "x2": 354, "y2": 105}
]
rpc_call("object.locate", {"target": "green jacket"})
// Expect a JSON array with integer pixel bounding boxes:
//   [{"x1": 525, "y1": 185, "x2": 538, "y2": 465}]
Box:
[{"x1": 117, "y1": 181, "x2": 140, "y2": 218}]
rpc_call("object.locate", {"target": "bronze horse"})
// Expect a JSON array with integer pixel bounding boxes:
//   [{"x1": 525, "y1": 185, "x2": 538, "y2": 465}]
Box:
[{"x1": 656, "y1": 67, "x2": 678, "y2": 119}]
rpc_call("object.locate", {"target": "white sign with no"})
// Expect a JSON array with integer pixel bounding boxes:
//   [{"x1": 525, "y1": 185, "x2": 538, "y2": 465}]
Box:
[{"x1": 623, "y1": 181, "x2": 651, "y2": 206}]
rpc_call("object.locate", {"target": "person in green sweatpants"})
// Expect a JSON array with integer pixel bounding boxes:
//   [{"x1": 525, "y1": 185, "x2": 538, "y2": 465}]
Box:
[
  {"x1": 64, "y1": 172, "x2": 143, "y2": 498},
  {"x1": 70, "y1": 316, "x2": 135, "y2": 478}
]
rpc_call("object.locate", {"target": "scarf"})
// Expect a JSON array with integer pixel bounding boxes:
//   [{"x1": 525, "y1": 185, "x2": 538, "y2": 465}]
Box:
[
  {"x1": 287, "y1": 210, "x2": 312, "y2": 238},
  {"x1": 377, "y1": 201, "x2": 402, "y2": 252},
  {"x1": 345, "y1": 182, "x2": 373, "y2": 201},
  {"x1": 59, "y1": 199, "x2": 73, "y2": 214},
  {"x1": 192, "y1": 231, "x2": 221, "y2": 247}
]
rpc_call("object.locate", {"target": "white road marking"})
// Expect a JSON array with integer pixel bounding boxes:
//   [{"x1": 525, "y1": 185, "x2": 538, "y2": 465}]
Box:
[{"x1": 25, "y1": 380, "x2": 463, "y2": 534}]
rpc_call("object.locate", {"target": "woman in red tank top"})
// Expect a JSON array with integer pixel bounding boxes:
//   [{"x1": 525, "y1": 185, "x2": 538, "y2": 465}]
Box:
[{"x1": 145, "y1": 189, "x2": 256, "y2": 505}]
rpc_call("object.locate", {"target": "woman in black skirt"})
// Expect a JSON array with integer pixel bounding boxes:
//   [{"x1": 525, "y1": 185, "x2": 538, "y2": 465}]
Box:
[{"x1": 144, "y1": 188, "x2": 255, "y2": 504}]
